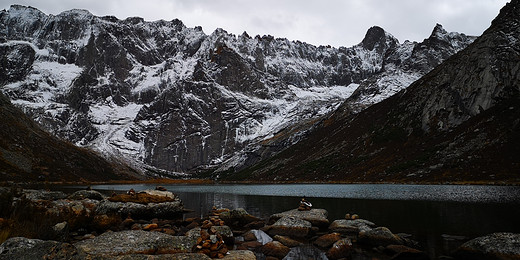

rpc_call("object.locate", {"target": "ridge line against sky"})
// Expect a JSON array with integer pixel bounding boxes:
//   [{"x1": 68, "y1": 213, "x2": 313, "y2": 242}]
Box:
[{"x1": 1, "y1": 0, "x2": 510, "y2": 47}]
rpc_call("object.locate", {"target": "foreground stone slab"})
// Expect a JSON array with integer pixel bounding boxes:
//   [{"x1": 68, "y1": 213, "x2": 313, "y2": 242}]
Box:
[
  {"x1": 270, "y1": 208, "x2": 329, "y2": 227},
  {"x1": 0, "y1": 237, "x2": 77, "y2": 260},
  {"x1": 95, "y1": 200, "x2": 185, "y2": 219},
  {"x1": 74, "y1": 230, "x2": 195, "y2": 257},
  {"x1": 454, "y1": 232, "x2": 520, "y2": 260}
]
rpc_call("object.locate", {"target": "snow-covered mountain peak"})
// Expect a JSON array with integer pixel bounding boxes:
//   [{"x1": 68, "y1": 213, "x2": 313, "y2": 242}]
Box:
[
  {"x1": 360, "y1": 26, "x2": 399, "y2": 52},
  {"x1": 0, "y1": 5, "x2": 476, "y2": 177}
]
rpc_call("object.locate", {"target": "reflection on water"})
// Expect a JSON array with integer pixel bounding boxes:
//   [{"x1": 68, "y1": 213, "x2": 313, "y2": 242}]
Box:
[{"x1": 65, "y1": 183, "x2": 520, "y2": 258}]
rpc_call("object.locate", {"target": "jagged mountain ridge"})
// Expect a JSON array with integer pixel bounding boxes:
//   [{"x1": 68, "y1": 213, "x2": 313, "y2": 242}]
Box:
[
  {"x1": 228, "y1": 0, "x2": 520, "y2": 183},
  {"x1": 0, "y1": 5, "x2": 475, "y2": 177}
]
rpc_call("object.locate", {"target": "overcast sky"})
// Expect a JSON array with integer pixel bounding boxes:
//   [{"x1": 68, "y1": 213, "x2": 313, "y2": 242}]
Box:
[{"x1": 1, "y1": 0, "x2": 510, "y2": 47}]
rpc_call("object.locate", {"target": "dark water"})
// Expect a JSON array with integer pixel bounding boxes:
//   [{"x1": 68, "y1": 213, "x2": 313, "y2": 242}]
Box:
[{"x1": 63, "y1": 183, "x2": 520, "y2": 258}]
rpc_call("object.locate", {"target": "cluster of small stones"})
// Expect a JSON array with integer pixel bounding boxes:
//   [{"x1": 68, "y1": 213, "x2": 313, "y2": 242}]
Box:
[{"x1": 192, "y1": 217, "x2": 229, "y2": 258}]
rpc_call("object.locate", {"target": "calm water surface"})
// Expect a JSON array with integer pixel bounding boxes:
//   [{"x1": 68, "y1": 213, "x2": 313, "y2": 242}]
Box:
[{"x1": 65, "y1": 184, "x2": 520, "y2": 258}]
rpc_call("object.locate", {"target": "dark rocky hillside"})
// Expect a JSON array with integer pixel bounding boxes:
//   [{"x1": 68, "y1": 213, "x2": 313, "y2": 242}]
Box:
[
  {"x1": 0, "y1": 91, "x2": 136, "y2": 182},
  {"x1": 225, "y1": 0, "x2": 520, "y2": 183}
]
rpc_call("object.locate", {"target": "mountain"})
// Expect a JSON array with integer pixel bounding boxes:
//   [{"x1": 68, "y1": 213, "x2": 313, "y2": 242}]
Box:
[
  {"x1": 0, "y1": 91, "x2": 137, "y2": 182},
  {"x1": 0, "y1": 5, "x2": 474, "y2": 178},
  {"x1": 227, "y1": 0, "x2": 520, "y2": 183}
]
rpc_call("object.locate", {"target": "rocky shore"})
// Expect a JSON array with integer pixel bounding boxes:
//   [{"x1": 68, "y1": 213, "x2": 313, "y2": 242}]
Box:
[{"x1": 0, "y1": 187, "x2": 519, "y2": 259}]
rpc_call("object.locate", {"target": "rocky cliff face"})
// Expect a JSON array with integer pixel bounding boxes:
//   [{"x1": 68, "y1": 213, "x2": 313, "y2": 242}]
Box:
[
  {"x1": 0, "y1": 91, "x2": 135, "y2": 182},
  {"x1": 229, "y1": 0, "x2": 520, "y2": 183},
  {"x1": 0, "y1": 5, "x2": 474, "y2": 177}
]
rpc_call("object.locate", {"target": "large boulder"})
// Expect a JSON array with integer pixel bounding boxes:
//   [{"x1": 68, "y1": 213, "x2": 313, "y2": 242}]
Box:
[
  {"x1": 138, "y1": 189, "x2": 177, "y2": 199},
  {"x1": 95, "y1": 200, "x2": 185, "y2": 219},
  {"x1": 74, "y1": 230, "x2": 195, "y2": 257},
  {"x1": 328, "y1": 219, "x2": 375, "y2": 236},
  {"x1": 23, "y1": 189, "x2": 67, "y2": 201},
  {"x1": 218, "y1": 208, "x2": 261, "y2": 227},
  {"x1": 260, "y1": 241, "x2": 291, "y2": 259},
  {"x1": 0, "y1": 237, "x2": 77, "y2": 260},
  {"x1": 453, "y1": 232, "x2": 520, "y2": 260},
  {"x1": 268, "y1": 216, "x2": 312, "y2": 238},
  {"x1": 270, "y1": 208, "x2": 329, "y2": 227},
  {"x1": 358, "y1": 226, "x2": 403, "y2": 246},
  {"x1": 68, "y1": 190, "x2": 106, "y2": 200}
]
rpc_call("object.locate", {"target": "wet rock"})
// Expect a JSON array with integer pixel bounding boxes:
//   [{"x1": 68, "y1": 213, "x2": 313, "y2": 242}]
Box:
[
  {"x1": 68, "y1": 190, "x2": 105, "y2": 200},
  {"x1": 74, "y1": 230, "x2": 194, "y2": 256},
  {"x1": 95, "y1": 200, "x2": 185, "y2": 219},
  {"x1": 283, "y1": 245, "x2": 328, "y2": 260},
  {"x1": 313, "y1": 232, "x2": 342, "y2": 248},
  {"x1": 274, "y1": 235, "x2": 303, "y2": 247},
  {"x1": 221, "y1": 250, "x2": 256, "y2": 260},
  {"x1": 326, "y1": 238, "x2": 353, "y2": 260},
  {"x1": 270, "y1": 208, "x2": 329, "y2": 227},
  {"x1": 261, "y1": 241, "x2": 291, "y2": 259},
  {"x1": 329, "y1": 219, "x2": 375, "y2": 235},
  {"x1": 358, "y1": 226, "x2": 403, "y2": 246},
  {"x1": 453, "y1": 232, "x2": 520, "y2": 260},
  {"x1": 0, "y1": 237, "x2": 77, "y2": 260},
  {"x1": 268, "y1": 216, "x2": 312, "y2": 238}
]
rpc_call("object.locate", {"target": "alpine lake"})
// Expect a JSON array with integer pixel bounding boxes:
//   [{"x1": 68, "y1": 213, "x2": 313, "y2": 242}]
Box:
[{"x1": 57, "y1": 183, "x2": 520, "y2": 259}]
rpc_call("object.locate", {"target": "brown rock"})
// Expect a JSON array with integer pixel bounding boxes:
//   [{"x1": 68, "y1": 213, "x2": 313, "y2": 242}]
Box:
[
  {"x1": 131, "y1": 223, "x2": 141, "y2": 230},
  {"x1": 163, "y1": 228, "x2": 176, "y2": 236},
  {"x1": 243, "y1": 231, "x2": 257, "y2": 241},
  {"x1": 143, "y1": 223, "x2": 159, "y2": 231},
  {"x1": 326, "y1": 238, "x2": 353, "y2": 260},
  {"x1": 186, "y1": 221, "x2": 199, "y2": 230},
  {"x1": 274, "y1": 235, "x2": 303, "y2": 247},
  {"x1": 93, "y1": 214, "x2": 121, "y2": 231},
  {"x1": 241, "y1": 241, "x2": 262, "y2": 250},
  {"x1": 359, "y1": 226, "x2": 403, "y2": 246},
  {"x1": 314, "y1": 232, "x2": 342, "y2": 248},
  {"x1": 261, "y1": 241, "x2": 290, "y2": 259}
]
